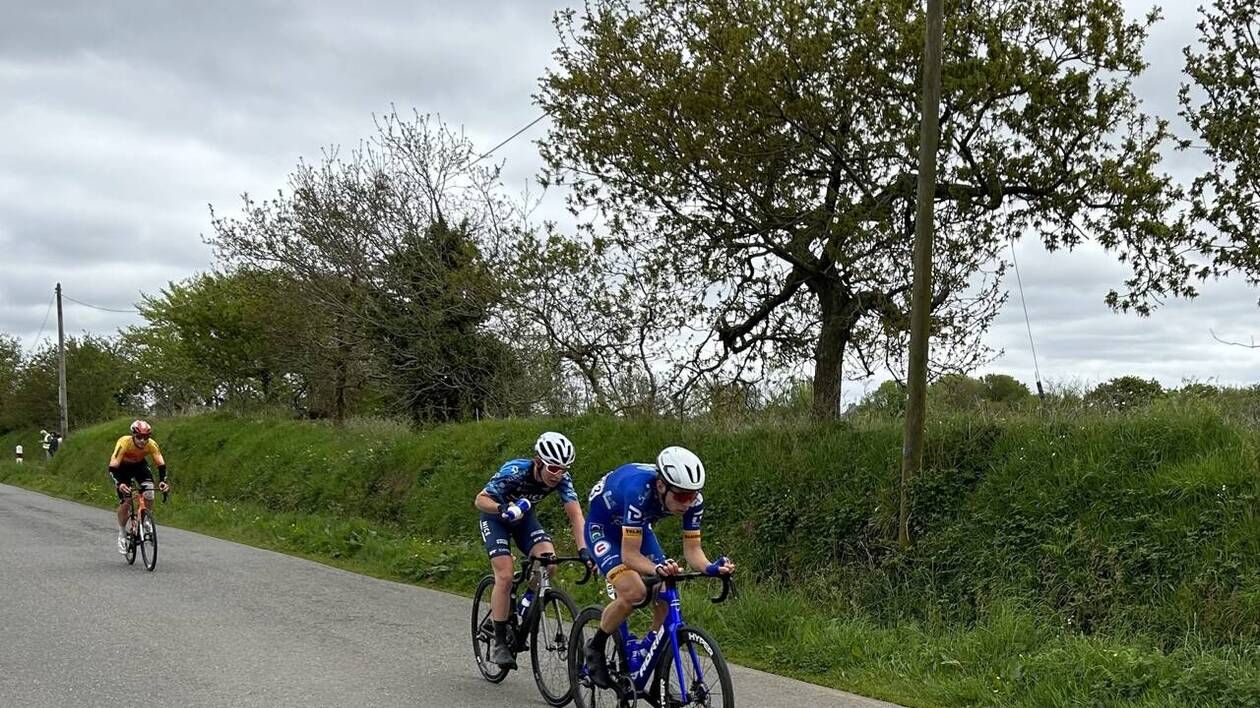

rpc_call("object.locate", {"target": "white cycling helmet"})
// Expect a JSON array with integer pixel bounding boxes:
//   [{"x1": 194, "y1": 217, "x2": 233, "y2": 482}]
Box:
[
  {"x1": 535, "y1": 431, "x2": 576, "y2": 467},
  {"x1": 656, "y1": 446, "x2": 705, "y2": 491}
]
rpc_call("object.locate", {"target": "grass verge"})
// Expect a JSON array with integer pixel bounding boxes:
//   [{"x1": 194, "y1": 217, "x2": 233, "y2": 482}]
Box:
[{"x1": 3, "y1": 458, "x2": 1256, "y2": 707}]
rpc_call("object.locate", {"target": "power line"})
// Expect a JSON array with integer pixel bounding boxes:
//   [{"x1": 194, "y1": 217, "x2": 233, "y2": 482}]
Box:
[
  {"x1": 470, "y1": 112, "x2": 548, "y2": 165},
  {"x1": 61, "y1": 293, "x2": 140, "y2": 314},
  {"x1": 24, "y1": 293, "x2": 55, "y2": 358}
]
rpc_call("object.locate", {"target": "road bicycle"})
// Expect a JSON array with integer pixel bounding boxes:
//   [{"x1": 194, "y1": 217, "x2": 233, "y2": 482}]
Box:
[
  {"x1": 569, "y1": 572, "x2": 735, "y2": 708},
  {"x1": 472, "y1": 553, "x2": 593, "y2": 706},
  {"x1": 121, "y1": 484, "x2": 165, "y2": 572}
]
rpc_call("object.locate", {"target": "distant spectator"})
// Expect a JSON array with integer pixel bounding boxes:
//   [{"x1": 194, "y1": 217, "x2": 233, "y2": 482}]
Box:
[
  {"x1": 15, "y1": 444, "x2": 23, "y2": 464},
  {"x1": 48, "y1": 433, "x2": 61, "y2": 457},
  {"x1": 41, "y1": 429, "x2": 52, "y2": 458}
]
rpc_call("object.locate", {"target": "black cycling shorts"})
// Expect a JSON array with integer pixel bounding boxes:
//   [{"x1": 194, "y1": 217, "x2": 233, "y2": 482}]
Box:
[{"x1": 110, "y1": 462, "x2": 154, "y2": 502}]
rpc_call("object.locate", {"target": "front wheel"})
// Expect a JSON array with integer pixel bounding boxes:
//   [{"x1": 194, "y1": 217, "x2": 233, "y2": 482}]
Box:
[
  {"x1": 653, "y1": 626, "x2": 734, "y2": 708},
  {"x1": 531, "y1": 588, "x2": 580, "y2": 706},
  {"x1": 569, "y1": 606, "x2": 630, "y2": 708},
  {"x1": 139, "y1": 510, "x2": 157, "y2": 571},
  {"x1": 471, "y1": 575, "x2": 509, "y2": 683},
  {"x1": 124, "y1": 517, "x2": 137, "y2": 566}
]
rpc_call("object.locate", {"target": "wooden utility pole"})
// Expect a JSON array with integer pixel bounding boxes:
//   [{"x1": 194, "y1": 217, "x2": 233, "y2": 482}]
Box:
[
  {"x1": 56, "y1": 283, "x2": 68, "y2": 438},
  {"x1": 899, "y1": 0, "x2": 944, "y2": 549}
]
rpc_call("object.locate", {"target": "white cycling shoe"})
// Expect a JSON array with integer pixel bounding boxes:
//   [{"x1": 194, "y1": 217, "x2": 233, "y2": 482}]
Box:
[{"x1": 116, "y1": 533, "x2": 128, "y2": 554}]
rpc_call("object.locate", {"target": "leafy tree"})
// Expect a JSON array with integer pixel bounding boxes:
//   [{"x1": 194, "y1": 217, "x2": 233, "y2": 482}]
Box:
[
  {"x1": 538, "y1": 0, "x2": 1204, "y2": 419},
  {"x1": 3, "y1": 344, "x2": 59, "y2": 431},
  {"x1": 1177, "y1": 381, "x2": 1220, "y2": 399},
  {"x1": 1085, "y1": 375, "x2": 1164, "y2": 410},
  {"x1": 125, "y1": 269, "x2": 325, "y2": 414},
  {"x1": 0, "y1": 335, "x2": 20, "y2": 432},
  {"x1": 501, "y1": 232, "x2": 694, "y2": 414},
  {"x1": 856, "y1": 379, "x2": 907, "y2": 417},
  {"x1": 1, "y1": 336, "x2": 134, "y2": 432},
  {"x1": 1181, "y1": 0, "x2": 1260, "y2": 284},
  {"x1": 929, "y1": 373, "x2": 987, "y2": 410},
  {"x1": 209, "y1": 111, "x2": 519, "y2": 422},
  {"x1": 369, "y1": 220, "x2": 518, "y2": 421},
  {"x1": 981, "y1": 373, "x2": 1032, "y2": 404}
]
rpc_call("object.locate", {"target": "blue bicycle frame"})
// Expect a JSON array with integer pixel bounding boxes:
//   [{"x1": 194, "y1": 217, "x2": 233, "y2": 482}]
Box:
[
  {"x1": 605, "y1": 572, "x2": 733, "y2": 702},
  {"x1": 621, "y1": 583, "x2": 696, "y2": 699}
]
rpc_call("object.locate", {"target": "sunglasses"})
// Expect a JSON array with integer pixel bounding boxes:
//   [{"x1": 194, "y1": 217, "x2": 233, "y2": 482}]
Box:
[
  {"x1": 666, "y1": 486, "x2": 699, "y2": 504},
  {"x1": 133, "y1": 434, "x2": 150, "y2": 442},
  {"x1": 542, "y1": 463, "x2": 569, "y2": 475}
]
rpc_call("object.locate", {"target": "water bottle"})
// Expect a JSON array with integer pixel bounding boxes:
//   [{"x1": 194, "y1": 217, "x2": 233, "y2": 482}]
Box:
[
  {"x1": 639, "y1": 630, "x2": 657, "y2": 663},
  {"x1": 517, "y1": 589, "x2": 535, "y2": 620}
]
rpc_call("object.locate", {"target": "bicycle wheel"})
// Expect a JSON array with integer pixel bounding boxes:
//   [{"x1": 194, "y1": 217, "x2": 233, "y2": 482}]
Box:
[
  {"x1": 124, "y1": 517, "x2": 137, "y2": 566},
  {"x1": 569, "y1": 606, "x2": 631, "y2": 708},
  {"x1": 139, "y1": 510, "x2": 158, "y2": 572},
  {"x1": 653, "y1": 626, "x2": 734, "y2": 708},
  {"x1": 471, "y1": 575, "x2": 509, "y2": 683},
  {"x1": 531, "y1": 588, "x2": 580, "y2": 706}
]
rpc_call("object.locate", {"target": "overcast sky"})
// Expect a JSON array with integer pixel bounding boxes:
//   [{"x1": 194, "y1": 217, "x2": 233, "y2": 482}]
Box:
[{"x1": 1, "y1": 1, "x2": 1254, "y2": 401}]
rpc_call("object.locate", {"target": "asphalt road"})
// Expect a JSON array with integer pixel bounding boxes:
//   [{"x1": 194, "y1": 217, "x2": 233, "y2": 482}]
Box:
[{"x1": 0, "y1": 483, "x2": 898, "y2": 707}]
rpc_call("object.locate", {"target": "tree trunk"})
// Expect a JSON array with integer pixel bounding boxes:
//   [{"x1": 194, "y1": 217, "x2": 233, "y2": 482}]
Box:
[{"x1": 811, "y1": 287, "x2": 859, "y2": 420}]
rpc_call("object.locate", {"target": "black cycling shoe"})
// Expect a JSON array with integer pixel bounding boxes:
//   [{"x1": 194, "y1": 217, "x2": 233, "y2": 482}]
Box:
[
  {"x1": 584, "y1": 637, "x2": 613, "y2": 689},
  {"x1": 491, "y1": 641, "x2": 517, "y2": 669}
]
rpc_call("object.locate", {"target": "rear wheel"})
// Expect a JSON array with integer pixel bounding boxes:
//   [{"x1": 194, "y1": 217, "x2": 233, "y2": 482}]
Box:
[
  {"x1": 531, "y1": 588, "x2": 580, "y2": 706},
  {"x1": 653, "y1": 626, "x2": 733, "y2": 708},
  {"x1": 570, "y1": 606, "x2": 631, "y2": 708},
  {"x1": 139, "y1": 510, "x2": 157, "y2": 572},
  {"x1": 471, "y1": 575, "x2": 509, "y2": 683}
]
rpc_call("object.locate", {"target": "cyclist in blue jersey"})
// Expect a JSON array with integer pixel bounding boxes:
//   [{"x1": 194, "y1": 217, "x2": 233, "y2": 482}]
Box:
[
  {"x1": 582, "y1": 445, "x2": 735, "y2": 688},
  {"x1": 474, "y1": 431, "x2": 594, "y2": 669}
]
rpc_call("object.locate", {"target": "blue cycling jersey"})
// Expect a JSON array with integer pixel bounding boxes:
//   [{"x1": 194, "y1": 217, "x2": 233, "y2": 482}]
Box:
[
  {"x1": 483, "y1": 458, "x2": 579, "y2": 505},
  {"x1": 587, "y1": 463, "x2": 704, "y2": 532}
]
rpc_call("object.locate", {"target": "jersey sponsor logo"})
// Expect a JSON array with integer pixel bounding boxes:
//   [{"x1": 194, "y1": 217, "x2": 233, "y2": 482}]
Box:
[
  {"x1": 627, "y1": 505, "x2": 643, "y2": 522},
  {"x1": 589, "y1": 473, "x2": 609, "y2": 501},
  {"x1": 589, "y1": 524, "x2": 604, "y2": 542},
  {"x1": 593, "y1": 540, "x2": 610, "y2": 556}
]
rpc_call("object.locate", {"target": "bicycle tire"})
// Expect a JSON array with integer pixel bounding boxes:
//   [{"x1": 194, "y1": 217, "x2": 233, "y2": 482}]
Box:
[
  {"x1": 653, "y1": 625, "x2": 734, "y2": 708},
  {"x1": 531, "y1": 588, "x2": 580, "y2": 706},
  {"x1": 471, "y1": 574, "x2": 510, "y2": 683},
  {"x1": 569, "y1": 606, "x2": 631, "y2": 708},
  {"x1": 139, "y1": 510, "x2": 157, "y2": 572}
]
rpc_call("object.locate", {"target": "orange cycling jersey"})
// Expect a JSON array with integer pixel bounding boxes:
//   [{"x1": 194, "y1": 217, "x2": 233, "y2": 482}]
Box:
[{"x1": 109, "y1": 436, "x2": 165, "y2": 468}]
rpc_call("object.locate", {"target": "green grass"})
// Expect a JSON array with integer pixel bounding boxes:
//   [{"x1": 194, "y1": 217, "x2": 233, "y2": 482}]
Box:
[{"x1": 2, "y1": 405, "x2": 1258, "y2": 706}]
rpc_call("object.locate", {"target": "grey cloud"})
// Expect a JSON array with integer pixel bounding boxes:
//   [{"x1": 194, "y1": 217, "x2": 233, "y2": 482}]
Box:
[
  {"x1": 2, "y1": 0, "x2": 1255, "y2": 398},
  {"x1": 1, "y1": 0, "x2": 577, "y2": 350}
]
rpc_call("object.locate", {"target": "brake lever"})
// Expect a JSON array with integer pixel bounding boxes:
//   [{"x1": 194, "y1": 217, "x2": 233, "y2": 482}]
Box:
[{"x1": 710, "y1": 574, "x2": 734, "y2": 604}]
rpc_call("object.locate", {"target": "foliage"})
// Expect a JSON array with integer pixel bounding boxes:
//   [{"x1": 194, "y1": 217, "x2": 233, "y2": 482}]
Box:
[
  {"x1": 538, "y1": 0, "x2": 1203, "y2": 419},
  {"x1": 0, "y1": 336, "x2": 136, "y2": 433},
  {"x1": 1181, "y1": 0, "x2": 1260, "y2": 285},
  {"x1": 1085, "y1": 375, "x2": 1165, "y2": 411},
  {"x1": 7, "y1": 406, "x2": 1258, "y2": 705},
  {"x1": 206, "y1": 110, "x2": 524, "y2": 422},
  {"x1": 124, "y1": 269, "x2": 325, "y2": 413}
]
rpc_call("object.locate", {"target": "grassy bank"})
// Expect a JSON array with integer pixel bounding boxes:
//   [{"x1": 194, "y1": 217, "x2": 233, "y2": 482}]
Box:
[{"x1": 2, "y1": 406, "x2": 1257, "y2": 706}]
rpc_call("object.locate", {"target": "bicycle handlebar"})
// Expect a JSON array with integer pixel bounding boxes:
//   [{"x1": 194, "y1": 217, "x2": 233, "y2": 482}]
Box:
[
  {"x1": 519, "y1": 553, "x2": 594, "y2": 585},
  {"x1": 642, "y1": 571, "x2": 735, "y2": 604}
]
